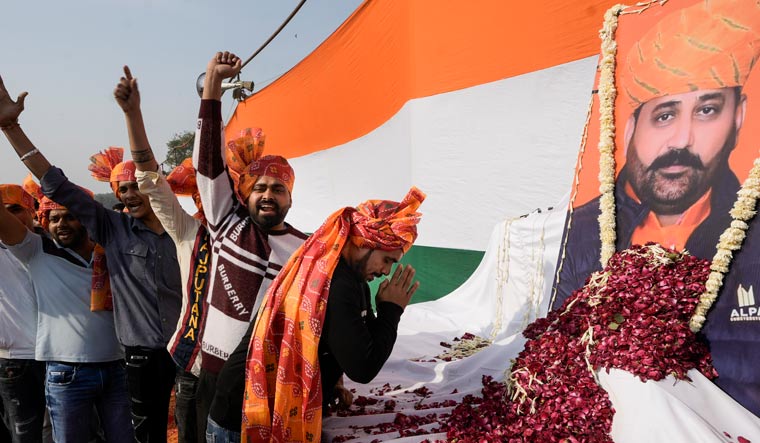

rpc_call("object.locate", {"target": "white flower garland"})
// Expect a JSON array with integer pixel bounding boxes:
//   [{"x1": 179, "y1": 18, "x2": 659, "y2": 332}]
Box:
[
  {"x1": 595, "y1": 1, "x2": 760, "y2": 333},
  {"x1": 596, "y1": 4, "x2": 624, "y2": 267},
  {"x1": 690, "y1": 159, "x2": 760, "y2": 332}
]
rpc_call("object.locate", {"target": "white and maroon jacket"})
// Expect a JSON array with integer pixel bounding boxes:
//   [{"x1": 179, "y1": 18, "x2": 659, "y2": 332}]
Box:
[{"x1": 193, "y1": 100, "x2": 307, "y2": 374}]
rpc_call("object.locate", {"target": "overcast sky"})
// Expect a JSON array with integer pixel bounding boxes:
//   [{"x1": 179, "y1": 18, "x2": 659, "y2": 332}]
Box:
[{"x1": 1, "y1": 0, "x2": 362, "y2": 192}]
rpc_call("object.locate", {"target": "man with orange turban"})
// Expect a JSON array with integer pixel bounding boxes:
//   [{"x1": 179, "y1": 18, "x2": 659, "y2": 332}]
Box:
[
  {"x1": 114, "y1": 63, "x2": 212, "y2": 443},
  {"x1": 554, "y1": 0, "x2": 760, "y2": 417},
  {"x1": 239, "y1": 187, "x2": 425, "y2": 442},
  {"x1": 192, "y1": 51, "x2": 308, "y2": 439},
  {"x1": 0, "y1": 73, "x2": 182, "y2": 441},
  {"x1": 0, "y1": 184, "x2": 49, "y2": 443}
]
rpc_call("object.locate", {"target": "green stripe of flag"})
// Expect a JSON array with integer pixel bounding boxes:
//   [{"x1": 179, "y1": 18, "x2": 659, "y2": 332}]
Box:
[{"x1": 369, "y1": 244, "x2": 485, "y2": 305}]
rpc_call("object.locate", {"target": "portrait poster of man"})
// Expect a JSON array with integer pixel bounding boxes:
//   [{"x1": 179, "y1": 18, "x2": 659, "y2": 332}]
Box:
[{"x1": 551, "y1": 0, "x2": 760, "y2": 421}]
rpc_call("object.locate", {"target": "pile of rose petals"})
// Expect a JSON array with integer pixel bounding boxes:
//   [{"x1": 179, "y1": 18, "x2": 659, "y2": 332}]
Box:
[{"x1": 443, "y1": 243, "x2": 715, "y2": 442}]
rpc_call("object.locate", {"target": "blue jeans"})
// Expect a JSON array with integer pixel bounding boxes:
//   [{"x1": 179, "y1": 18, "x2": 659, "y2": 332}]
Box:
[
  {"x1": 205, "y1": 417, "x2": 240, "y2": 443},
  {"x1": 45, "y1": 361, "x2": 133, "y2": 443},
  {"x1": 0, "y1": 358, "x2": 47, "y2": 443}
]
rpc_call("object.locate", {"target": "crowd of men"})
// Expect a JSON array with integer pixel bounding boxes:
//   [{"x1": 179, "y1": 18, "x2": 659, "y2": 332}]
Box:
[{"x1": 0, "y1": 51, "x2": 424, "y2": 443}]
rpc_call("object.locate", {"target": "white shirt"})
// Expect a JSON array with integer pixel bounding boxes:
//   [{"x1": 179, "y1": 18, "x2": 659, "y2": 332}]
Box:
[
  {"x1": 137, "y1": 169, "x2": 204, "y2": 375},
  {"x1": 6, "y1": 231, "x2": 123, "y2": 362},
  {"x1": 0, "y1": 244, "x2": 37, "y2": 359}
]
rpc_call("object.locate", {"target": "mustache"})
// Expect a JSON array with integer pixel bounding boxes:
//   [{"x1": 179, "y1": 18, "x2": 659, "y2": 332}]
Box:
[
  {"x1": 647, "y1": 149, "x2": 705, "y2": 172},
  {"x1": 257, "y1": 199, "x2": 280, "y2": 211}
]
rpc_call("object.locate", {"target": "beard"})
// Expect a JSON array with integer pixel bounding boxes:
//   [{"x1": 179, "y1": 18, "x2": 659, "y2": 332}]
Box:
[
  {"x1": 350, "y1": 249, "x2": 374, "y2": 281},
  {"x1": 53, "y1": 224, "x2": 89, "y2": 249},
  {"x1": 626, "y1": 127, "x2": 736, "y2": 215},
  {"x1": 250, "y1": 200, "x2": 289, "y2": 231}
]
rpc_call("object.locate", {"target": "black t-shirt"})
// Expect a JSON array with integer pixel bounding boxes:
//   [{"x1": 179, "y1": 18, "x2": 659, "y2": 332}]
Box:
[
  {"x1": 319, "y1": 258, "x2": 403, "y2": 406},
  {"x1": 209, "y1": 257, "x2": 403, "y2": 429},
  {"x1": 208, "y1": 316, "x2": 254, "y2": 429}
]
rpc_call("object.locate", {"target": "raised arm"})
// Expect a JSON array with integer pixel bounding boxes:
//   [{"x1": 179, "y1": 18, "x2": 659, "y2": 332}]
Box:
[
  {"x1": 114, "y1": 66, "x2": 159, "y2": 172},
  {"x1": 0, "y1": 75, "x2": 118, "y2": 246},
  {"x1": 0, "y1": 75, "x2": 52, "y2": 178},
  {"x1": 193, "y1": 52, "x2": 242, "y2": 228},
  {"x1": 113, "y1": 66, "x2": 199, "y2": 241}
]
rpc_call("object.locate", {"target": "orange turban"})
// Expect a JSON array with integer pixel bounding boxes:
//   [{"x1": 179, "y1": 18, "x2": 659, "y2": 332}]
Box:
[
  {"x1": 21, "y1": 173, "x2": 93, "y2": 230},
  {"x1": 37, "y1": 189, "x2": 94, "y2": 231},
  {"x1": 622, "y1": 0, "x2": 760, "y2": 111},
  {"x1": 225, "y1": 128, "x2": 295, "y2": 203},
  {"x1": 21, "y1": 173, "x2": 43, "y2": 203},
  {"x1": 349, "y1": 187, "x2": 425, "y2": 253},
  {"x1": 167, "y1": 157, "x2": 204, "y2": 222},
  {"x1": 110, "y1": 161, "x2": 137, "y2": 193},
  {"x1": 19, "y1": 176, "x2": 52, "y2": 227},
  {"x1": 0, "y1": 184, "x2": 35, "y2": 210},
  {"x1": 238, "y1": 155, "x2": 294, "y2": 201},
  {"x1": 88, "y1": 147, "x2": 136, "y2": 196},
  {"x1": 166, "y1": 158, "x2": 198, "y2": 196}
]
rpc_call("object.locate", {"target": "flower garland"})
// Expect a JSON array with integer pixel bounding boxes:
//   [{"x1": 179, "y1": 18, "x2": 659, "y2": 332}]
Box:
[
  {"x1": 594, "y1": 0, "x2": 760, "y2": 333},
  {"x1": 689, "y1": 159, "x2": 760, "y2": 332},
  {"x1": 596, "y1": 4, "x2": 624, "y2": 267}
]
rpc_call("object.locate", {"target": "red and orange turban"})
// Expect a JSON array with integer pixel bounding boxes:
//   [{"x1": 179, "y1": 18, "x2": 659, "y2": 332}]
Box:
[
  {"x1": 23, "y1": 174, "x2": 92, "y2": 229},
  {"x1": 622, "y1": 0, "x2": 760, "y2": 111},
  {"x1": 166, "y1": 158, "x2": 198, "y2": 196},
  {"x1": 225, "y1": 128, "x2": 295, "y2": 204},
  {"x1": 0, "y1": 184, "x2": 36, "y2": 211},
  {"x1": 167, "y1": 157, "x2": 205, "y2": 222},
  {"x1": 88, "y1": 147, "x2": 136, "y2": 196},
  {"x1": 243, "y1": 187, "x2": 425, "y2": 442},
  {"x1": 22, "y1": 174, "x2": 65, "y2": 230},
  {"x1": 348, "y1": 189, "x2": 425, "y2": 253}
]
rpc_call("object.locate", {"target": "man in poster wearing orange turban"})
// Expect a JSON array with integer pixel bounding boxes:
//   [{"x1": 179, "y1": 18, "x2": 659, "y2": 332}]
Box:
[
  {"x1": 242, "y1": 187, "x2": 425, "y2": 443},
  {"x1": 554, "y1": 0, "x2": 760, "y2": 417}
]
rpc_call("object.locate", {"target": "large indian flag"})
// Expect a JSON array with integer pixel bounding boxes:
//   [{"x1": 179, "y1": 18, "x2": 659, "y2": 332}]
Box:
[{"x1": 224, "y1": 0, "x2": 620, "y2": 301}]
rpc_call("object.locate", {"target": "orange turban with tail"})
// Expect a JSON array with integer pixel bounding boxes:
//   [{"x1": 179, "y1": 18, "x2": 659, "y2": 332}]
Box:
[
  {"x1": 88, "y1": 147, "x2": 136, "y2": 197},
  {"x1": 242, "y1": 187, "x2": 425, "y2": 442},
  {"x1": 167, "y1": 157, "x2": 205, "y2": 223},
  {"x1": 225, "y1": 128, "x2": 295, "y2": 204},
  {"x1": 622, "y1": 0, "x2": 760, "y2": 111}
]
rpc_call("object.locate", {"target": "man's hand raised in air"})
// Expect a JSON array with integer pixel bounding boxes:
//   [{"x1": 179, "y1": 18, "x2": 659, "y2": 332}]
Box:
[
  {"x1": 203, "y1": 51, "x2": 242, "y2": 101},
  {"x1": 0, "y1": 75, "x2": 27, "y2": 127}
]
